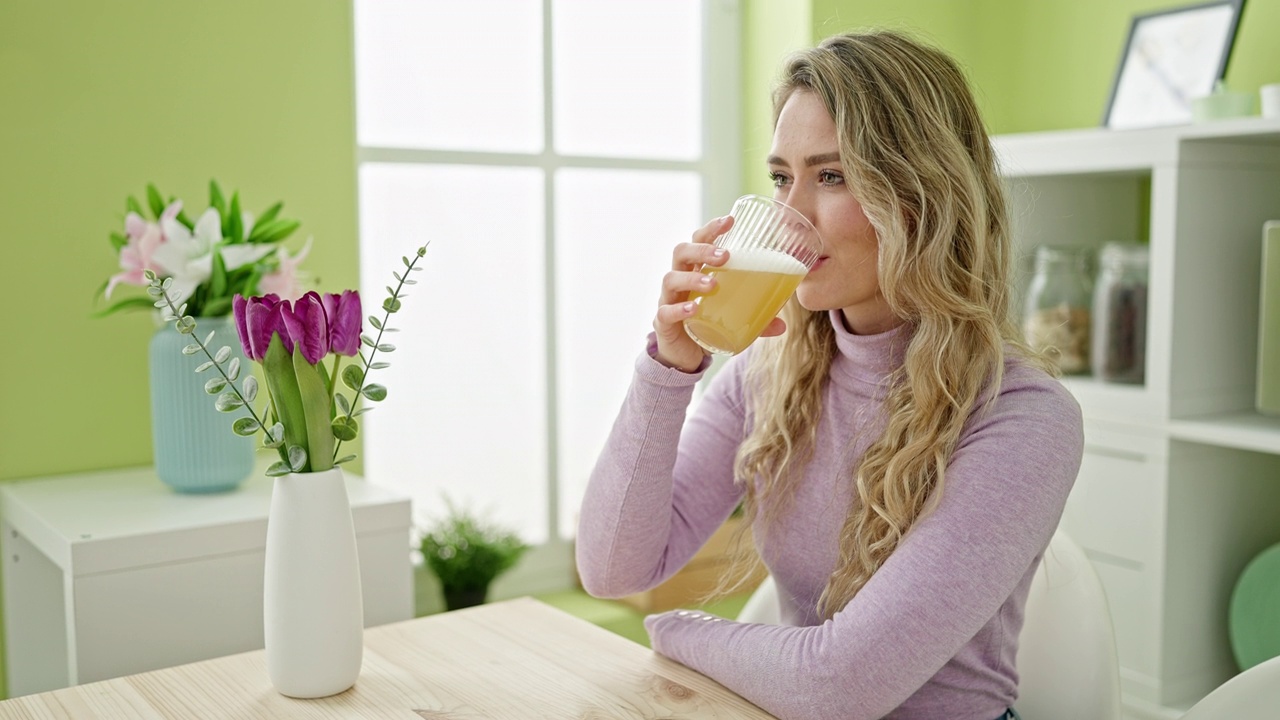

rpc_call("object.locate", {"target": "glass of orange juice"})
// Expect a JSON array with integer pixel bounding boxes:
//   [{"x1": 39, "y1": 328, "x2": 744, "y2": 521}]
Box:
[{"x1": 683, "y1": 195, "x2": 822, "y2": 355}]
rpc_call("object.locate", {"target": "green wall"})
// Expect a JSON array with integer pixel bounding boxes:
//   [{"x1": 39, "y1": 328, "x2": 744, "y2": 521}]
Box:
[
  {"x1": 0, "y1": 0, "x2": 358, "y2": 698},
  {"x1": 0, "y1": 0, "x2": 359, "y2": 483}
]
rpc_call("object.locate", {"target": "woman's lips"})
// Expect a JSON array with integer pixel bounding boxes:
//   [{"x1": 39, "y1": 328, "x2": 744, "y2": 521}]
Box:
[{"x1": 812, "y1": 256, "x2": 830, "y2": 270}]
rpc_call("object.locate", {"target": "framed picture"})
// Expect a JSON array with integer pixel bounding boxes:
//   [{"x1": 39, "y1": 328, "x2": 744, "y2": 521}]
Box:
[{"x1": 1102, "y1": 0, "x2": 1247, "y2": 129}]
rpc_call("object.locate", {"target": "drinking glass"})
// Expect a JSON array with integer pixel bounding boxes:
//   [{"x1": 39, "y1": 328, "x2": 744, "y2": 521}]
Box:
[{"x1": 683, "y1": 195, "x2": 823, "y2": 355}]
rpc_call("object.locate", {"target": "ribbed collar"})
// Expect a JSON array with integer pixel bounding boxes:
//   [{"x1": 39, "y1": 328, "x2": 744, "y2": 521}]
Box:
[{"x1": 828, "y1": 310, "x2": 912, "y2": 386}]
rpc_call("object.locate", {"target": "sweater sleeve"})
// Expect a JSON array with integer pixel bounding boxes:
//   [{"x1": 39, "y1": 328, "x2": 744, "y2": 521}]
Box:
[
  {"x1": 643, "y1": 376, "x2": 1084, "y2": 720},
  {"x1": 575, "y1": 340, "x2": 752, "y2": 598}
]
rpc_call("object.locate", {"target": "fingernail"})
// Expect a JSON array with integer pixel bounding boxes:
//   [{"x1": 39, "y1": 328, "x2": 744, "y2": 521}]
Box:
[
  {"x1": 700, "y1": 276, "x2": 712, "y2": 285},
  {"x1": 683, "y1": 302, "x2": 695, "y2": 313},
  {"x1": 713, "y1": 248, "x2": 727, "y2": 257}
]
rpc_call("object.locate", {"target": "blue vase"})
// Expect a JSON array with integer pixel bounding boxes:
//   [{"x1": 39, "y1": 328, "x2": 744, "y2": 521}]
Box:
[{"x1": 149, "y1": 316, "x2": 255, "y2": 493}]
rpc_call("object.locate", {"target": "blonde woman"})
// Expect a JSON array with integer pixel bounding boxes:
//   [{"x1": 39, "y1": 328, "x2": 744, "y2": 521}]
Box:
[{"x1": 576, "y1": 30, "x2": 1082, "y2": 720}]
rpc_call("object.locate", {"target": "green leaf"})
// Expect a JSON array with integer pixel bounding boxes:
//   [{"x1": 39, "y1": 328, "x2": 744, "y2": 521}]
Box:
[
  {"x1": 210, "y1": 249, "x2": 228, "y2": 298},
  {"x1": 288, "y1": 445, "x2": 307, "y2": 472},
  {"x1": 91, "y1": 296, "x2": 160, "y2": 318},
  {"x1": 215, "y1": 392, "x2": 244, "y2": 412},
  {"x1": 335, "y1": 393, "x2": 350, "y2": 415},
  {"x1": 146, "y1": 184, "x2": 165, "y2": 218},
  {"x1": 360, "y1": 334, "x2": 375, "y2": 348},
  {"x1": 233, "y1": 417, "x2": 260, "y2": 436},
  {"x1": 214, "y1": 346, "x2": 231, "y2": 363},
  {"x1": 265, "y1": 336, "x2": 309, "y2": 467},
  {"x1": 341, "y1": 365, "x2": 364, "y2": 391},
  {"x1": 361, "y1": 384, "x2": 387, "y2": 402},
  {"x1": 393, "y1": 271, "x2": 404, "y2": 283},
  {"x1": 195, "y1": 361, "x2": 214, "y2": 373},
  {"x1": 294, "y1": 349, "x2": 334, "y2": 472},
  {"x1": 377, "y1": 343, "x2": 396, "y2": 353},
  {"x1": 227, "y1": 358, "x2": 241, "y2": 382},
  {"x1": 382, "y1": 297, "x2": 402, "y2": 314},
  {"x1": 243, "y1": 375, "x2": 259, "y2": 403},
  {"x1": 109, "y1": 231, "x2": 128, "y2": 252},
  {"x1": 252, "y1": 201, "x2": 283, "y2": 232},
  {"x1": 183, "y1": 343, "x2": 201, "y2": 355},
  {"x1": 228, "y1": 192, "x2": 243, "y2": 242},
  {"x1": 209, "y1": 180, "x2": 226, "y2": 218},
  {"x1": 126, "y1": 195, "x2": 145, "y2": 216},
  {"x1": 266, "y1": 461, "x2": 291, "y2": 477},
  {"x1": 263, "y1": 422, "x2": 285, "y2": 448},
  {"x1": 146, "y1": 286, "x2": 164, "y2": 297},
  {"x1": 205, "y1": 377, "x2": 227, "y2": 394},
  {"x1": 369, "y1": 361, "x2": 390, "y2": 369},
  {"x1": 352, "y1": 406, "x2": 373, "y2": 417},
  {"x1": 368, "y1": 316, "x2": 383, "y2": 330},
  {"x1": 175, "y1": 208, "x2": 194, "y2": 231},
  {"x1": 402, "y1": 256, "x2": 412, "y2": 268},
  {"x1": 334, "y1": 455, "x2": 357, "y2": 465},
  {"x1": 331, "y1": 415, "x2": 359, "y2": 441},
  {"x1": 203, "y1": 296, "x2": 233, "y2": 317},
  {"x1": 247, "y1": 218, "x2": 300, "y2": 244},
  {"x1": 177, "y1": 317, "x2": 196, "y2": 334},
  {"x1": 403, "y1": 278, "x2": 418, "y2": 285}
]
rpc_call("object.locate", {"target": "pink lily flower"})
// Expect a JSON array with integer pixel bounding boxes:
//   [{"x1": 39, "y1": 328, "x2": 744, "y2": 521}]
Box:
[{"x1": 104, "y1": 203, "x2": 181, "y2": 299}]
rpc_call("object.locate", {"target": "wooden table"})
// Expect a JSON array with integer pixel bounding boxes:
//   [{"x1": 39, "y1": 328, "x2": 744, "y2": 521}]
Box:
[{"x1": 0, "y1": 598, "x2": 775, "y2": 719}]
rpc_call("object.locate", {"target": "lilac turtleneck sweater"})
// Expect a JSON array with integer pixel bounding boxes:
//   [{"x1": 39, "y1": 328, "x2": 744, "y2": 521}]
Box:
[{"x1": 576, "y1": 312, "x2": 1084, "y2": 720}]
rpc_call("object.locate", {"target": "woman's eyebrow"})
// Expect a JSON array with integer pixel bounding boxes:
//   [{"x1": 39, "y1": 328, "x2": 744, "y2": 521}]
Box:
[{"x1": 766, "y1": 151, "x2": 842, "y2": 167}]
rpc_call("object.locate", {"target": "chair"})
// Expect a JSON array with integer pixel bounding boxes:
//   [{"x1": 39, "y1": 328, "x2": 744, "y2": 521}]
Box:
[
  {"x1": 1178, "y1": 654, "x2": 1280, "y2": 720},
  {"x1": 736, "y1": 529, "x2": 1123, "y2": 720},
  {"x1": 1015, "y1": 528, "x2": 1122, "y2": 720}
]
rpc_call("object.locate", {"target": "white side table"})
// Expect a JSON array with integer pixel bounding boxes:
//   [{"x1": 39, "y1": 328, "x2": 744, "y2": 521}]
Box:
[{"x1": 0, "y1": 460, "x2": 413, "y2": 697}]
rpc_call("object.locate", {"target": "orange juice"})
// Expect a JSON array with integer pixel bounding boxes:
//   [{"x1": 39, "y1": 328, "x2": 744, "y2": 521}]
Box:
[{"x1": 683, "y1": 248, "x2": 808, "y2": 355}]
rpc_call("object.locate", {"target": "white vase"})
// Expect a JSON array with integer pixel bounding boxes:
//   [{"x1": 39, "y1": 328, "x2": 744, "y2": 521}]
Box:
[{"x1": 263, "y1": 467, "x2": 364, "y2": 698}]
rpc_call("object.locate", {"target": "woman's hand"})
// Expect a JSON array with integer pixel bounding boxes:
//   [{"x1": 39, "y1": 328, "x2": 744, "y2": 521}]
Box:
[{"x1": 653, "y1": 216, "x2": 789, "y2": 372}]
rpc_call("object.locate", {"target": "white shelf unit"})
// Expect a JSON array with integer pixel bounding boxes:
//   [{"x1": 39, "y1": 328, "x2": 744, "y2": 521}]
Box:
[{"x1": 995, "y1": 119, "x2": 1280, "y2": 717}]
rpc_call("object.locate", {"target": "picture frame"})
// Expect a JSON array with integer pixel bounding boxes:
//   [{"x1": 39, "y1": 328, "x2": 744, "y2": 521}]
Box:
[{"x1": 1102, "y1": 0, "x2": 1247, "y2": 129}]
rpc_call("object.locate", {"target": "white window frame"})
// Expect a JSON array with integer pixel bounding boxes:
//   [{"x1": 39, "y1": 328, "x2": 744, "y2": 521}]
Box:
[{"x1": 354, "y1": 0, "x2": 741, "y2": 595}]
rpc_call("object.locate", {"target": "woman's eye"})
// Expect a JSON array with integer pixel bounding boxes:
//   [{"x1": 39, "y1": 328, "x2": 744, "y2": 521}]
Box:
[
  {"x1": 819, "y1": 170, "x2": 844, "y2": 186},
  {"x1": 768, "y1": 171, "x2": 790, "y2": 188}
]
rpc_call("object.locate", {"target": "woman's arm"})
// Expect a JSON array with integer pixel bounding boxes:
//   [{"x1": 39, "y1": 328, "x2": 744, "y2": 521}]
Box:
[
  {"x1": 575, "y1": 342, "x2": 752, "y2": 598},
  {"x1": 644, "y1": 378, "x2": 1084, "y2": 720}
]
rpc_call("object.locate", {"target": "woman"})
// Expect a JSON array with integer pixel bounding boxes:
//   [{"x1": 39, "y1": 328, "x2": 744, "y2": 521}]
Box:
[{"x1": 576, "y1": 30, "x2": 1082, "y2": 720}]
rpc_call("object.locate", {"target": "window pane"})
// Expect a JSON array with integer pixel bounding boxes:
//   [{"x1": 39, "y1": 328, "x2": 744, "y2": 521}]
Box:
[
  {"x1": 359, "y1": 163, "x2": 548, "y2": 543},
  {"x1": 552, "y1": 1, "x2": 701, "y2": 160},
  {"x1": 354, "y1": 0, "x2": 543, "y2": 152},
  {"x1": 555, "y1": 168, "x2": 702, "y2": 538}
]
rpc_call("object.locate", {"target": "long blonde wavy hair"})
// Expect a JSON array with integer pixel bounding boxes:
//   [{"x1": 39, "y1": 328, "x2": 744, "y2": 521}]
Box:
[{"x1": 725, "y1": 31, "x2": 1054, "y2": 619}]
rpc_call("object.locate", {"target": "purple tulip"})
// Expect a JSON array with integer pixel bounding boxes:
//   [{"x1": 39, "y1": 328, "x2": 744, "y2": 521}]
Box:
[
  {"x1": 233, "y1": 294, "x2": 291, "y2": 362},
  {"x1": 282, "y1": 291, "x2": 330, "y2": 365},
  {"x1": 322, "y1": 290, "x2": 362, "y2": 357}
]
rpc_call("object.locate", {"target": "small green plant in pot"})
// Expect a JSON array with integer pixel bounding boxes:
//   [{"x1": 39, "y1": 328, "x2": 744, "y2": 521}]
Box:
[{"x1": 419, "y1": 502, "x2": 529, "y2": 611}]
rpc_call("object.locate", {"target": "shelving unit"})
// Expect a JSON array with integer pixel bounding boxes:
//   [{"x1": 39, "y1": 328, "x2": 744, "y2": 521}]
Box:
[{"x1": 994, "y1": 119, "x2": 1280, "y2": 720}]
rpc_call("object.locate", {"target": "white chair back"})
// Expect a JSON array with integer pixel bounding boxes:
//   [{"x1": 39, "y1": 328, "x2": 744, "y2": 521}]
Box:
[
  {"x1": 1016, "y1": 528, "x2": 1123, "y2": 720},
  {"x1": 1179, "y1": 654, "x2": 1280, "y2": 720},
  {"x1": 737, "y1": 575, "x2": 780, "y2": 625}
]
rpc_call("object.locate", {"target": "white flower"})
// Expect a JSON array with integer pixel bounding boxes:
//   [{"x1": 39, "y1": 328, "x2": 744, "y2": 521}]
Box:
[{"x1": 156, "y1": 205, "x2": 276, "y2": 305}]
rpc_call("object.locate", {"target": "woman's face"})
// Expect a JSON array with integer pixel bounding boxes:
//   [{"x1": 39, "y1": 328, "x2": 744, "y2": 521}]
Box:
[{"x1": 768, "y1": 90, "x2": 899, "y2": 335}]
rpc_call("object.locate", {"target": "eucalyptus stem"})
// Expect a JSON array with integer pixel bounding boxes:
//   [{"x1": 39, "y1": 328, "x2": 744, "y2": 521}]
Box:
[
  {"x1": 332, "y1": 244, "x2": 427, "y2": 462},
  {"x1": 148, "y1": 273, "x2": 287, "y2": 465}
]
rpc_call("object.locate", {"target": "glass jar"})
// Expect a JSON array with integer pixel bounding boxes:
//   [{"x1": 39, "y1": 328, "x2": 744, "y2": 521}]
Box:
[
  {"x1": 1023, "y1": 245, "x2": 1092, "y2": 375},
  {"x1": 1091, "y1": 243, "x2": 1149, "y2": 384}
]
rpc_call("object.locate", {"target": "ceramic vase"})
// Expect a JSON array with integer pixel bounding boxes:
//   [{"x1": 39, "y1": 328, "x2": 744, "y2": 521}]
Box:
[
  {"x1": 148, "y1": 316, "x2": 254, "y2": 493},
  {"x1": 263, "y1": 467, "x2": 364, "y2": 698}
]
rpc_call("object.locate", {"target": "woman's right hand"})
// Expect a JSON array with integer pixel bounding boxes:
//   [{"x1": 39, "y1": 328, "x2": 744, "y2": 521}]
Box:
[{"x1": 652, "y1": 216, "x2": 733, "y2": 372}]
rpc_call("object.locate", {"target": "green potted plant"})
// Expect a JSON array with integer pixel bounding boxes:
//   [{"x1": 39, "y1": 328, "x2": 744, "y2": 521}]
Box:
[{"x1": 419, "y1": 502, "x2": 530, "y2": 611}]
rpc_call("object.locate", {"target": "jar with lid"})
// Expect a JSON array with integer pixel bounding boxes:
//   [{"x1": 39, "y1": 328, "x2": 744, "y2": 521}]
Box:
[
  {"x1": 1023, "y1": 245, "x2": 1092, "y2": 375},
  {"x1": 1091, "y1": 242, "x2": 1149, "y2": 384}
]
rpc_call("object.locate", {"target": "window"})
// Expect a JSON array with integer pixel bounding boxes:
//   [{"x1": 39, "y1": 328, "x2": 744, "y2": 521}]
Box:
[{"x1": 354, "y1": 1, "x2": 740, "y2": 568}]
